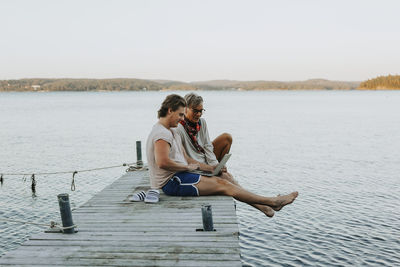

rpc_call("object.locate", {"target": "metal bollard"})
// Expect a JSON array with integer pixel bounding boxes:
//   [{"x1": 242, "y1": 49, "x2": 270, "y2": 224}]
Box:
[
  {"x1": 57, "y1": 193, "x2": 75, "y2": 234},
  {"x1": 136, "y1": 140, "x2": 143, "y2": 167},
  {"x1": 201, "y1": 204, "x2": 214, "y2": 231}
]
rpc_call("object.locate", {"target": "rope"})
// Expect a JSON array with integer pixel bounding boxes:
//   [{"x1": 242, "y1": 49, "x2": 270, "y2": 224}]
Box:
[
  {"x1": 1, "y1": 162, "x2": 136, "y2": 176},
  {"x1": 0, "y1": 162, "x2": 145, "y2": 192},
  {"x1": 0, "y1": 218, "x2": 52, "y2": 227},
  {"x1": 71, "y1": 171, "x2": 77, "y2": 191},
  {"x1": 0, "y1": 218, "x2": 77, "y2": 231},
  {"x1": 126, "y1": 165, "x2": 148, "y2": 172}
]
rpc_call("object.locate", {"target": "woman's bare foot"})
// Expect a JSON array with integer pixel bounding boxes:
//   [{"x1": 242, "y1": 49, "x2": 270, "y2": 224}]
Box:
[{"x1": 272, "y1": 191, "x2": 299, "y2": 211}]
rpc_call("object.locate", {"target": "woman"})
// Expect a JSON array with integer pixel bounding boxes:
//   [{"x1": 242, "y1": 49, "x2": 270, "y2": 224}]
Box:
[{"x1": 177, "y1": 93, "x2": 232, "y2": 166}]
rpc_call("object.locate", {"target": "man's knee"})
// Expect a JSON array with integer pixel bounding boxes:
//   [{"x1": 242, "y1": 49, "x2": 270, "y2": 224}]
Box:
[
  {"x1": 220, "y1": 172, "x2": 235, "y2": 183},
  {"x1": 215, "y1": 177, "x2": 233, "y2": 195}
]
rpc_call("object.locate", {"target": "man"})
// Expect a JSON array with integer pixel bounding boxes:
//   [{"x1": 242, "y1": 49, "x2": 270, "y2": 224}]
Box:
[{"x1": 146, "y1": 94, "x2": 298, "y2": 217}]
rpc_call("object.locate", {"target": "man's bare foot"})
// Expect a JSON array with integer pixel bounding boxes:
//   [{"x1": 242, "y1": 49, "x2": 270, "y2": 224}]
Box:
[
  {"x1": 252, "y1": 204, "x2": 275, "y2": 217},
  {"x1": 272, "y1": 191, "x2": 299, "y2": 211},
  {"x1": 260, "y1": 205, "x2": 275, "y2": 217}
]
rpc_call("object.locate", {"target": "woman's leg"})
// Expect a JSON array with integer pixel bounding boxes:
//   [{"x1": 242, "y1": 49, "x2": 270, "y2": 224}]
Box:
[
  {"x1": 212, "y1": 133, "x2": 232, "y2": 162},
  {"x1": 196, "y1": 175, "x2": 298, "y2": 210}
]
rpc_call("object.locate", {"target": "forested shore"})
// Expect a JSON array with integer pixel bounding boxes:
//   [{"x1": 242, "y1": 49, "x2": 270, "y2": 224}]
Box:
[
  {"x1": 5, "y1": 76, "x2": 400, "y2": 91},
  {"x1": 0, "y1": 78, "x2": 362, "y2": 92},
  {"x1": 359, "y1": 75, "x2": 400, "y2": 90}
]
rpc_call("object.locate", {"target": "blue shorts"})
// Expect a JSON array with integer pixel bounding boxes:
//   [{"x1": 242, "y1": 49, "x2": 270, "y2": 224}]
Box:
[{"x1": 162, "y1": 172, "x2": 201, "y2": 197}]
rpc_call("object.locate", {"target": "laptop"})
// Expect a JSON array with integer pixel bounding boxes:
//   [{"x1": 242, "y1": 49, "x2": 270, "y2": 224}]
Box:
[{"x1": 189, "y1": 153, "x2": 231, "y2": 177}]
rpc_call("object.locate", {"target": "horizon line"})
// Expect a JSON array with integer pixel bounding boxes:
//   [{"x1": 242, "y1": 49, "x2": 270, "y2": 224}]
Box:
[{"x1": 0, "y1": 77, "x2": 364, "y2": 83}]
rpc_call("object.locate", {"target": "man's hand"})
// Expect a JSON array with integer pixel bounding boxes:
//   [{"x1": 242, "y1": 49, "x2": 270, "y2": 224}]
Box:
[
  {"x1": 211, "y1": 164, "x2": 227, "y2": 175},
  {"x1": 187, "y1": 163, "x2": 200, "y2": 171},
  {"x1": 199, "y1": 164, "x2": 214, "y2": 173}
]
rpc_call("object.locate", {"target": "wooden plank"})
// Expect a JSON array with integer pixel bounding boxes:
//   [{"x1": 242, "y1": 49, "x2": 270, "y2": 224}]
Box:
[
  {"x1": 3, "y1": 245, "x2": 241, "y2": 254},
  {"x1": 2, "y1": 251, "x2": 240, "y2": 261},
  {"x1": 23, "y1": 242, "x2": 239, "y2": 249},
  {"x1": 29, "y1": 235, "x2": 237, "y2": 242},
  {"x1": 34, "y1": 231, "x2": 238, "y2": 238},
  {"x1": 0, "y1": 258, "x2": 242, "y2": 267},
  {"x1": 0, "y1": 170, "x2": 242, "y2": 266}
]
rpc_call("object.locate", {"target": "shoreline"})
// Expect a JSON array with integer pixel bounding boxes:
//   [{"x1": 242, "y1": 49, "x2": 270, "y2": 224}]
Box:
[{"x1": 1, "y1": 88, "x2": 400, "y2": 92}]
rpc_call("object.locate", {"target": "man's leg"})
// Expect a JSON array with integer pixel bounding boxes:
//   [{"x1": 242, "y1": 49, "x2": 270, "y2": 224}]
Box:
[
  {"x1": 219, "y1": 172, "x2": 275, "y2": 217},
  {"x1": 212, "y1": 133, "x2": 232, "y2": 162},
  {"x1": 196, "y1": 175, "x2": 298, "y2": 211}
]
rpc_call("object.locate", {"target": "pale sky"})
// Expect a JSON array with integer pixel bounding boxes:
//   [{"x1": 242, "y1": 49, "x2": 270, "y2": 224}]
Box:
[{"x1": 1, "y1": 0, "x2": 399, "y2": 82}]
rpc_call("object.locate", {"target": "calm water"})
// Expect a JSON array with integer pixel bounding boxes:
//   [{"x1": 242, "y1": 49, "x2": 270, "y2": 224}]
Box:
[{"x1": 1, "y1": 91, "x2": 399, "y2": 266}]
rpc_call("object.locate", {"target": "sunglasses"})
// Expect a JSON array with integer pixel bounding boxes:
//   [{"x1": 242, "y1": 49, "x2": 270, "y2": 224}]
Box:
[{"x1": 191, "y1": 108, "x2": 206, "y2": 114}]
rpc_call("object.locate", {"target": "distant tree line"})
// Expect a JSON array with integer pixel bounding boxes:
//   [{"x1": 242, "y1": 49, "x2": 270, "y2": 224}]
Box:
[
  {"x1": 0, "y1": 78, "x2": 362, "y2": 92},
  {"x1": 0, "y1": 79, "x2": 163, "y2": 92},
  {"x1": 192, "y1": 79, "x2": 360, "y2": 90},
  {"x1": 359, "y1": 75, "x2": 400, "y2": 90}
]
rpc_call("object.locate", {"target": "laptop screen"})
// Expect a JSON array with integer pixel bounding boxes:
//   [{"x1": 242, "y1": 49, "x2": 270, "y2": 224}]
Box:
[{"x1": 213, "y1": 154, "x2": 231, "y2": 175}]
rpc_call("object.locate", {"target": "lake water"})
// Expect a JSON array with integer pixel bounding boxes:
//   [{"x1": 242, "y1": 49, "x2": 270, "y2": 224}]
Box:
[{"x1": 1, "y1": 91, "x2": 399, "y2": 266}]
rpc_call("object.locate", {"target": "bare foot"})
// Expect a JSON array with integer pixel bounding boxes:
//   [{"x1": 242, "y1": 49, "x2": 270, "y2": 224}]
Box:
[
  {"x1": 272, "y1": 191, "x2": 299, "y2": 211},
  {"x1": 263, "y1": 206, "x2": 275, "y2": 217},
  {"x1": 251, "y1": 204, "x2": 275, "y2": 217},
  {"x1": 260, "y1": 205, "x2": 275, "y2": 217}
]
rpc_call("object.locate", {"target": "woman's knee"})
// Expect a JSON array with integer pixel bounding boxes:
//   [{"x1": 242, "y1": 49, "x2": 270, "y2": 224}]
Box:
[{"x1": 222, "y1": 133, "x2": 232, "y2": 145}]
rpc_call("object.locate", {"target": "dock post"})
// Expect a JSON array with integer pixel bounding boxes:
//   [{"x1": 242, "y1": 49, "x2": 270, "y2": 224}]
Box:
[
  {"x1": 136, "y1": 140, "x2": 143, "y2": 167},
  {"x1": 57, "y1": 193, "x2": 75, "y2": 234},
  {"x1": 201, "y1": 204, "x2": 214, "y2": 231}
]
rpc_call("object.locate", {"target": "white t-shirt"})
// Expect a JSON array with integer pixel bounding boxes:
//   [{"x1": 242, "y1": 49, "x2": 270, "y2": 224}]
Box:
[{"x1": 146, "y1": 122, "x2": 188, "y2": 188}]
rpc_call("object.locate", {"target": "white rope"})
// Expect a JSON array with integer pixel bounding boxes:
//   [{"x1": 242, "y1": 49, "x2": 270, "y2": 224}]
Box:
[
  {"x1": 0, "y1": 218, "x2": 77, "y2": 231},
  {"x1": 1, "y1": 162, "x2": 138, "y2": 176},
  {"x1": 0, "y1": 218, "x2": 51, "y2": 227},
  {"x1": 0, "y1": 162, "x2": 147, "y2": 191},
  {"x1": 126, "y1": 165, "x2": 148, "y2": 172}
]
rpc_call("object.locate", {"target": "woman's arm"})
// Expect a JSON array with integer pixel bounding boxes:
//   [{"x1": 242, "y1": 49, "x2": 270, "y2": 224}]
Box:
[{"x1": 200, "y1": 119, "x2": 219, "y2": 165}]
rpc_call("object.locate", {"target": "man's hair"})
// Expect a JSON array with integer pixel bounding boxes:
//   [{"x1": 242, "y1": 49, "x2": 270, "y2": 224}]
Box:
[
  {"x1": 157, "y1": 94, "x2": 186, "y2": 118},
  {"x1": 184, "y1": 93, "x2": 203, "y2": 108}
]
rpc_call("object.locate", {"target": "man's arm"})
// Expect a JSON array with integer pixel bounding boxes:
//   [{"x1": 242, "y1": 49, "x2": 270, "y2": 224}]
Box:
[
  {"x1": 182, "y1": 146, "x2": 214, "y2": 173},
  {"x1": 155, "y1": 139, "x2": 199, "y2": 172}
]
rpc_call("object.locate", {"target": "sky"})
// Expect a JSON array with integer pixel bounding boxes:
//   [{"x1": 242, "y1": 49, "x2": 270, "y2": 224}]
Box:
[{"x1": 1, "y1": 0, "x2": 399, "y2": 82}]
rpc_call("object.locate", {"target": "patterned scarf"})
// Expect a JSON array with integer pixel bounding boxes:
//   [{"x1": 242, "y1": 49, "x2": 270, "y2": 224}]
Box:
[{"x1": 180, "y1": 117, "x2": 205, "y2": 153}]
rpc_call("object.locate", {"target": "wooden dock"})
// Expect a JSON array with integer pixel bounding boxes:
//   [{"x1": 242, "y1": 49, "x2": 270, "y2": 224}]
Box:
[{"x1": 0, "y1": 170, "x2": 242, "y2": 266}]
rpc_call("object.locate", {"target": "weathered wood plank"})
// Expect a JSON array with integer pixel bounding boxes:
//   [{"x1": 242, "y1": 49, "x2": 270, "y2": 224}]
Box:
[
  {"x1": 34, "y1": 231, "x2": 238, "y2": 238},
  {"x1": 0, "y1": 258, "x2": 242, "y2": 267},
  {"x1": 2, "y1": 251, "x2": 240, "y2": 261},
  {"x1": 4, "y1": 245, "x2": 241, "y2": 254},
  {"x1": 21, "y1": 240, "x2": 240, "y2": 248},
  {"x1": 29, "y1": 235, "x2": 237, "y2": 242}
]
